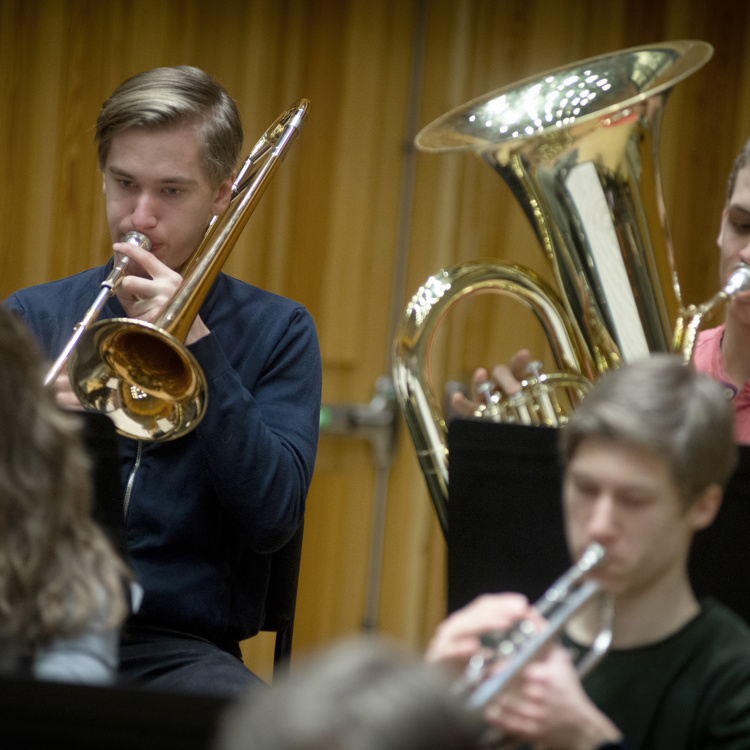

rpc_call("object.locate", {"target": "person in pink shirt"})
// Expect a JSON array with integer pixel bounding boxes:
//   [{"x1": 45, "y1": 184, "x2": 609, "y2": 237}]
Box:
[
  {"x1": 453, "y1": 140, "x2": 750, "y2": 445},
  {"x1": 692, "y1": 138, "x2": 750, "y2": 444}
]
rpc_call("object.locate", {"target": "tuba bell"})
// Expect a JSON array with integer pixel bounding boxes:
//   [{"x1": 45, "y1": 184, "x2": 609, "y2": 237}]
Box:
[{"x1": 392, "y1": 41, "x2": 750, "y2": 536}]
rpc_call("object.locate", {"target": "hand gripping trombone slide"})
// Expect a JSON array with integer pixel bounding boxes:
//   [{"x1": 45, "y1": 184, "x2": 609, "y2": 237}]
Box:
[
  {"x1": 44, "y1": 231, "x2": 152, "y2": 387},
  {"x1": 456, "y1": 542, "x2": 613, "y2": 712}
]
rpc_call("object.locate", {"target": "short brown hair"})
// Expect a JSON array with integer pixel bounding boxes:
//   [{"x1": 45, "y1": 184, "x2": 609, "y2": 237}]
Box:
[
  {"x1": 96, "y1": 66, "x2": 243, "y2": 188},
  {"x1": 214, "y1": 637, "x2": 484, "y2": 750},
  {"x1": 560, "y1": 355, "x2": 737, "y2": 507}
]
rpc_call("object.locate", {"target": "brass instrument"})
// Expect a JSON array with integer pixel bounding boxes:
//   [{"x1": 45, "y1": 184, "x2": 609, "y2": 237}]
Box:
[
  {"x1": 63, "y1": 99, "x2": 309, "y2": 442},
  {"x1": 392, "y1": 41, "x2": 750, "y2": 536},
  {"x1": 456, "y1": 543, "x2": 612, "y2": 711},
  {"x1": 44, "y1": 230, "x2": 151, "y2": 387}
]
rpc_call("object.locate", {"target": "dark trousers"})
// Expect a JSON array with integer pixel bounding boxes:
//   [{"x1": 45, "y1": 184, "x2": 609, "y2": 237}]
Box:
[{"x1": 119, "y1": 625, "x2": 265, "y2": 697}]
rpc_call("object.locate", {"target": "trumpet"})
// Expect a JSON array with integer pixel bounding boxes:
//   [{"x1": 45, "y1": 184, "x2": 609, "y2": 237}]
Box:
[{"x1": 455, "y1": 543, "x2": 613, "y2": 711}]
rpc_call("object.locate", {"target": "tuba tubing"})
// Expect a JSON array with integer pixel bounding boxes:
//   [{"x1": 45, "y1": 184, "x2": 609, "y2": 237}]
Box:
[{"x1": 393, "y1": 260, "x2": 592, "y2": 535}]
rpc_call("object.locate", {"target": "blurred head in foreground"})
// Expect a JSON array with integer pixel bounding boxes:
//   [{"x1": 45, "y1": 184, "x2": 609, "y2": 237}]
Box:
[{"x1": 213, "y1": 637, "x2": 484, "y2": 750}]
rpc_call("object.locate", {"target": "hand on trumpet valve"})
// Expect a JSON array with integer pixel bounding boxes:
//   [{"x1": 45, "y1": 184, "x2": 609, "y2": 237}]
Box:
[
  {"x1": 424, "y1": 593, "x2": 541, "y2": 673},
  {"x1": 427, "y1": 591, "x2": 622, "y2": 749},
  {"x1": 427, "y1": 543, "x2": 619, "y2": 748},
  {"x1": 482, "y1": 644, "x2": 622, "y2": 750}
]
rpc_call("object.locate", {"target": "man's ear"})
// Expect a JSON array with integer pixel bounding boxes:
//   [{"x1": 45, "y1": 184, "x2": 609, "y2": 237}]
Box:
[
  {"x1": 211, "y1": 174, "x2": 234, "y2": 216},
  {"x1": 688, "y1": 484, "x2": 723, "y2": 532},
  {"x1": 102, "y1": 173, "x2": 107, "y2": 195}
]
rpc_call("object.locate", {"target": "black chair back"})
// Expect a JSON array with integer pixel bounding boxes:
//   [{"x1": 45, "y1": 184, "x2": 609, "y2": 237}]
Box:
[
  {"x1": 261, "y1": 521, "x2": 305, "y2": 678},
  {"x1": 78, "y1": 411, "x2": 128, "y2": 557},
  {"x1": 0, "y1": 675, "x2": 228, "y2": 750}
]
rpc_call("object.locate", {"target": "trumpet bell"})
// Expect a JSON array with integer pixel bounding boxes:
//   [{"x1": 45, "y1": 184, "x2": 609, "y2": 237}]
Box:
[{"x1": 68, "y1": 318, "x2": 206, "y2": 441}]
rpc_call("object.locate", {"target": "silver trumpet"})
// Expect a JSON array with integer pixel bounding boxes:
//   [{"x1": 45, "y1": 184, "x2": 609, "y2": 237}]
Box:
[
  {"x1": 456, "y1": 542, "x2": 613, "y2": 712},
  {"x1": 673, "y1": 263, "x2": 750, "y2": 358}
]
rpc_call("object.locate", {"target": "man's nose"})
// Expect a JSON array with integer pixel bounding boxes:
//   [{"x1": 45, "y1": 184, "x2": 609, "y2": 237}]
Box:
[
  {"x1": 131, "y1": 192, "x2": 158, "y2": 229},
  {"x1": 586, "y1": 496, "x2": 617, "y2": 540}
]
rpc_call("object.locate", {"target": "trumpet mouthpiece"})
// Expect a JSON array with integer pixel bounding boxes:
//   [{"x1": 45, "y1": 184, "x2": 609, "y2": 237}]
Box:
[
  {"x1": 724, "y1": 264, "x2": 750, "y2": 296},
  {"x1": 580, "y1": 542, "x2": 606, "y2": 570}
]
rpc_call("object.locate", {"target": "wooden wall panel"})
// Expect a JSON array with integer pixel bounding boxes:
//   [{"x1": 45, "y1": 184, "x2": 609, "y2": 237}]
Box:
[{"x1": 2, "y1": 0, "x2": 750, "y2": 683}]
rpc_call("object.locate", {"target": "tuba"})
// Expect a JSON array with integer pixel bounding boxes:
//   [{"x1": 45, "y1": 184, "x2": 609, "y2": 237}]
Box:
[
  {"x1": 60, "y1": 99, "x2": 309, "y2": 442},
  {"x1": 393, "y1": 41, "x2": 750, "y2": 536}
]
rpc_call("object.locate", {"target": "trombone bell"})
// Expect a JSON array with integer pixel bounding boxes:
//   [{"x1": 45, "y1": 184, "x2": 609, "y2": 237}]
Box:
[{"x1": 68, "y1": 318, "x2": 205, "y2": 441}]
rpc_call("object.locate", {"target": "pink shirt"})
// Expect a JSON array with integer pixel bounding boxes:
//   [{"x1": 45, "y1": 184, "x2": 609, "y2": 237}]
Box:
[{"x1": 693, "y1": 324, "x2": 750, "y2": 444}]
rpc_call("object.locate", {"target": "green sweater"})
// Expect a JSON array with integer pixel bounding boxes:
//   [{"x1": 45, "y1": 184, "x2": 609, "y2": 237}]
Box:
[{"x1": 572, "y1": 600, "x2": 750, "y2": 749}]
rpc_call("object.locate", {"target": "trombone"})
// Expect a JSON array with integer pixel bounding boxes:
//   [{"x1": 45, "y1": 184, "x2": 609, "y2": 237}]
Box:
[
  {"x1": 455, "y1": 542, "x2": 613, "y2": 711},
  {"x1": 49, "y1": 99, "x2": 309, "y2": 442}
]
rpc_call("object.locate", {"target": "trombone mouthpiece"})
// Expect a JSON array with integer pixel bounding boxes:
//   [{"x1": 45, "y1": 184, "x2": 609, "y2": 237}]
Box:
[{"x1": 123, "y1": 231, "x2": 151, "y2": 252}]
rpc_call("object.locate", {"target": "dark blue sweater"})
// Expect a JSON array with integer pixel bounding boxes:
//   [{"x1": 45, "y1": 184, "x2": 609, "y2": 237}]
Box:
[{"x1": 5, "y1": 261, "x2": 322, "y2": 647}]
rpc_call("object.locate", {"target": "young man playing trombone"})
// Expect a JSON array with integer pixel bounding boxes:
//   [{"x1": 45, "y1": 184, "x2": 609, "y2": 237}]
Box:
[
  {"x1": 427, "y1": 356, "x2": 750, "y2": 748},
  {"x1": 4, "y1": 66, "x2": 322, "y2": 695}
]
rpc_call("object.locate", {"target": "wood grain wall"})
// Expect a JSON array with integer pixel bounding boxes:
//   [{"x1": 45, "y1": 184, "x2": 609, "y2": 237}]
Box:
[{"x1": 2, "y1": 0, "x2": 749, "y2": 679}]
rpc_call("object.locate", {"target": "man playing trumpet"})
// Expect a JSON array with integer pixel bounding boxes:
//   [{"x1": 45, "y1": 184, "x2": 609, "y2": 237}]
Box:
[
  {"x1": 428, "y1": 356, "x2": 750, "y2": 748},
  {"x1": 693, "y1": 136, "x2": 750, "y2": 443}
]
